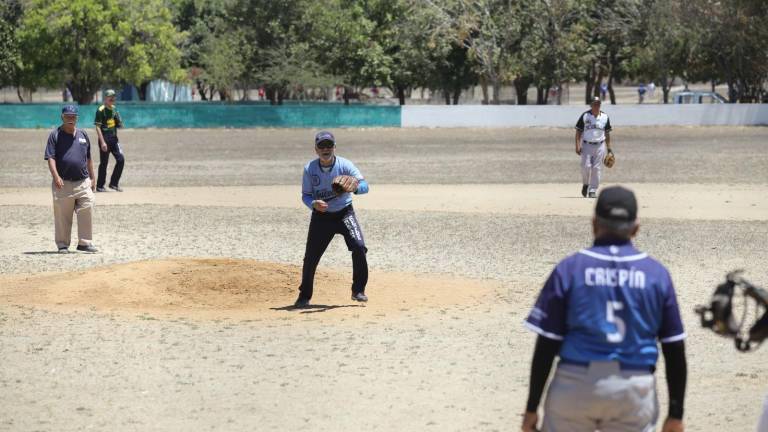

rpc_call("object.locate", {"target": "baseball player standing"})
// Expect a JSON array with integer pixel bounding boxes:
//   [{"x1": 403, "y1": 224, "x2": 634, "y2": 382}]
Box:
[
  {"x1": 521, "y1": 186, "x2": 687, "y2": 432},
  {"x1": 44, "y1": 105, "x2": 98, "y2": 253},
  {"x1": 95, "y1": 89, "x2": 125, "y2": 192},
  {"x1": 295, "y1": 131, "x2": 370, "y2": 308},
  {"x1": 575, "y1": 97, "x2": 613, "y2": 198}
]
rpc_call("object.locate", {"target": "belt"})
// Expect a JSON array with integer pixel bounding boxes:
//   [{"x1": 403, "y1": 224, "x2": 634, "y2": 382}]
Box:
[
  {"x1": 560, "y1": 358, "x2": 655, "y2": 373},
  {"x1": 582, "y1": 140, "x2": 604, "y2": 145},
  {"x1": 312, "y1": 204, "x2": 353, "y2": 218}
]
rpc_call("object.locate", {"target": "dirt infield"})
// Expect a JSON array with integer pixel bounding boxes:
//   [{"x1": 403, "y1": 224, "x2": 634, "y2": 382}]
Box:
[
  {"x1": 0, "y1": 258, "x2": 495, "y2": 319},
  {"x1": 1, "y1": 126, "x2": 767, "y2": 431}
]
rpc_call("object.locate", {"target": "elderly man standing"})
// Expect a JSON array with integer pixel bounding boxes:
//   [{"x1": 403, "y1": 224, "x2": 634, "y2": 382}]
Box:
[
  {"x1": 521, "y1": 186, "x2": 686, "y2": 432},
  {"x1": 44, "y1": 105, "x2": 98, "y2": 253}
]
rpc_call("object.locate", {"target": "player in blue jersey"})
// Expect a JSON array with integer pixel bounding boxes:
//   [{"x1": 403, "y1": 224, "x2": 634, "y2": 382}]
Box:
[
  {"x1": 295, "y1": 131, "x2": 370, "y2": 308},
  {"x1": 521, "y1": 186, "x2": 687, "y2": 432}
]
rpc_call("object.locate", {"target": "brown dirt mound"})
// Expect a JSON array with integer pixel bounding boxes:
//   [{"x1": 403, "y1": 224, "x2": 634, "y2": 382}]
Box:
[{"x1": 0, "y1": 258, "x2": 497, "y2": 320}]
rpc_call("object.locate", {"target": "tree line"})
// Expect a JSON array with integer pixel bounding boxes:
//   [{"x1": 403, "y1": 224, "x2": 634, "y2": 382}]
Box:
[{"x1": 0, "y1": 0, "x2": 766, "y2": 105}]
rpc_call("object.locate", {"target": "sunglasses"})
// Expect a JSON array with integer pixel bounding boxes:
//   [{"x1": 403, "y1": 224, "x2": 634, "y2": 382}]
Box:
[{"x1": 316, "y1": 140, "x2": 335, "y2": 149}]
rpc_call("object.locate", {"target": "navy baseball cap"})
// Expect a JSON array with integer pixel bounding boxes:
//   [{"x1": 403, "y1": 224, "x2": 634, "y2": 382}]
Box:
[
  {"x1": 315, "y1": 131, "x2": 335, "y2": 146},
  {"x1": 61, "y1": 105, "x2": 78, "y2": 115},
  {"x1": 595, "y1": 186, "x2": 638, "y2": 230},
  {"x1": 591, "y1": 96, "x2": 601, "y2": 105}
]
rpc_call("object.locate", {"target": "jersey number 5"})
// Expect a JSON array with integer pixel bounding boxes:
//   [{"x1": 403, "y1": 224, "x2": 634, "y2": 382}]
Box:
[{"x1": 606, "y1": 301, "x2": 626, "y2": 343}]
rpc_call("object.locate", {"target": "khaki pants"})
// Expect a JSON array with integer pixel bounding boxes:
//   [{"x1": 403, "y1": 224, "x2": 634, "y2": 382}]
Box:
[
  {"x1": 543, "y1": 361, "x2": 658, "y2": 432},
  {"x1": 52, "y1": 178, "x2": 94, "y2": 249}
]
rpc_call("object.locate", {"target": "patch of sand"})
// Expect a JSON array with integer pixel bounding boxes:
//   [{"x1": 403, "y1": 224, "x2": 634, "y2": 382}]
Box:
[
  {"x1": 0, "y1": 258, "x2": 498, "y2": 319},
  {"x1": 2, "y1": 183, "x2": 766, "y2": 220}
]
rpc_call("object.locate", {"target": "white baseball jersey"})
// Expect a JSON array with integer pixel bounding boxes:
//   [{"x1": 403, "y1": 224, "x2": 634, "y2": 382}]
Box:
[{"x1": 575, "y1": 110, "x2": 612, "y2": 143}]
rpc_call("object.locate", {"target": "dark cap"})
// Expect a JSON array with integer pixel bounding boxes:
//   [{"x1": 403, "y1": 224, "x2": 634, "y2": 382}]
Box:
[
  {"x1": 314, "y1": 131, "x2": 335, "y2": 146},
  {"x1": 61, "y1": 105, "x2": 78, "y2": 115},
  {"x1": 595, "y1": 186, "x2": 637, "y2": 230},
  {"x1": 591, "y1": 96, "x2": 601, "y2": 105}
]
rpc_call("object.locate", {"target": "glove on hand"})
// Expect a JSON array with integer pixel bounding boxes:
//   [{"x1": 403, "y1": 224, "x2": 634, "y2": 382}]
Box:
[
  {"x1": 604, "y1": 150, "x2": 616, "y2": 168},
  {"x1": 332, "y1": 175, "x2": 359, "y2": 194}
]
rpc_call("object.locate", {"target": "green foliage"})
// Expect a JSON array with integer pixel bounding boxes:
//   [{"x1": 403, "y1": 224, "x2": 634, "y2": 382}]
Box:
[
  {"x1": 171, "y1": 0, "x2": 242, "y2": 100},
  {"x1": 690, "y1": 0, "x2": 768, "y2": 102},
  {"x1": 628, "y1": 1, "x2": 697, "y2": 102},
  {"x1": 117, "y1": 0, "x2": 186, "y2": 86},
  {"x1": 522, "y1": 0, "x2": 592, "y2": 102},
  {"x1": 18, "y1": 0, "x2": 184, "y2": 103},
  {"x1": 0, "y1": 1, "x2": 23, "y2": 89},
  {"x1": 227, "y1": 0, "x2": 322, "y2": 102},
  {"x1": 6, "y1": 0, "x2": 768, "y2": 104},
  {"x1": 302, "y1": 0, "x2": 392, "y2": 87},
  {"x1": 403, "y1": 2, "x2": 478, "y2": 104}
]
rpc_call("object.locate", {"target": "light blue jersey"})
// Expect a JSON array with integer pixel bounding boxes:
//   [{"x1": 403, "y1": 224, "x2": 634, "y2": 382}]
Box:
[
  {"x1": 302, "y1": 156, "x2": 367, "y2": 213},
  {"x1": 525, "y1": 239, "x2": 686, "y2": 368}
]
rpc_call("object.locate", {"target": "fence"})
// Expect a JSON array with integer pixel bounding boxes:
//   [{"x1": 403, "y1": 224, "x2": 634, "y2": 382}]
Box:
[
  {"x1": 1, "y1": 102, "x2": 766, "y2": 128},
  {"x1": 0, "y1": 102, "x2": 400, "y2": 128}
]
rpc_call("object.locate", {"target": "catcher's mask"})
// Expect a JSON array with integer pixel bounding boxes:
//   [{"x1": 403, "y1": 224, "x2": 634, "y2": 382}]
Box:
[{"x1": 695, "y1": 270, "x2": 768, "y2": 352}]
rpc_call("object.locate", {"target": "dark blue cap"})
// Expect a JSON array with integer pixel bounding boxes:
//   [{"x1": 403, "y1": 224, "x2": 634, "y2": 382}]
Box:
[
  {"x1": 595, "y1": 186, "x2": 638, "y2": 230},
  {"x1": 314, "y1": 131, "x2": 335, "y2": 146},
  {"x1": 61, "y1": 105, "x2": 78, "y2": 115}
]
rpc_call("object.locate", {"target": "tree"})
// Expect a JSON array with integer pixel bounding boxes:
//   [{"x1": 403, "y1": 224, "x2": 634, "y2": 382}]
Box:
[
  {"x1": 692, "y1": 0, "x2": 768, "y2": 102},
  {"x1": 19, "y1": 0, "x2": 185, "y2": 104},
  {"x1": 256, "y1": 38, "x2": 340, "y2": 103},
  {"x1": 300, "y1": 0, "x2": 395, "y2": 104},
  {"x1": 629, "y1": 0, "x2": 697, "y2": 103},
  {"x1": 522, "y1": 0, "x2": 591, "y2": 104},
  {"x1": 432, "y1": 43, "x2": 478, "y2": 104},
  {"x1": 197, "y1": 29, "x2": 248, "y2": 101},
  {"x1": 0, "y1": 0, "x2": 23, "y2": 99},
  {"x1": 117, "y1": 0, "x2": 187, "y2": 100},
  {"x1": 226, "y1": 0, "x2": 317, "y2": 104},
  {"x1": 579, "y1": 0, "x2": 645, "y2": 104},
  {"x1": 364, "y1": 0, "x2": 424, "y2": 105},
  {"x1": 171, "y1": 0, "x2": 244, "y2": 100}
]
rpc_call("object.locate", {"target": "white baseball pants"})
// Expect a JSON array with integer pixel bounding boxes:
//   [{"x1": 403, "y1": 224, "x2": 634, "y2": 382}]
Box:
[{"x1": 581, "y1": 142, "x2": 607, "y2": 194}]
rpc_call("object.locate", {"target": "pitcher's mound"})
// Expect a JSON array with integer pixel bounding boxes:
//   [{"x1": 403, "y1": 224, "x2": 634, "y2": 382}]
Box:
[{"x1": 0, "y1": 258, "x2": 497, "y2": 319}]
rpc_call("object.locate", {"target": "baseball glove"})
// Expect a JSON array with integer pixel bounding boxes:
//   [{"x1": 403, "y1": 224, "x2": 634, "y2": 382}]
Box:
[
  {"x1": 332, "y1": 175, "x2": 359, "y2": 194},
  {"x1": 695, "y1": 270, "x2": 768, "y2": 352},
  {"x1": 604, "y1": 150, "x2": 616, "y2": 168}
]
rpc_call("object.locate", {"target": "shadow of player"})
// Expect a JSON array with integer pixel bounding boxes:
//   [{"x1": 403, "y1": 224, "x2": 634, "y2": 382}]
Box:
[
  {"x1": 23, "y1": 251, "x2": 70, "y2": 255},
  {"x1": 270, "y1": 303, "x2": 365, "y2": 314}
]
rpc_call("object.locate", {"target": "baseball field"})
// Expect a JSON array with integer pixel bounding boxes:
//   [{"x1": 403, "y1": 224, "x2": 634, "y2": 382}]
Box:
[{"x1": 1, "y1": 126, "x2": 767, "y2": 431}]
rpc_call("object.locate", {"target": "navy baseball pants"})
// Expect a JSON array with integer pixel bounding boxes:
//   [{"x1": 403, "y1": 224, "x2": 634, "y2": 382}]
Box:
[
  {"x1": 97, "y1": 134, "x2": 124, "y2": 189},
  {"x1": 298, "y1": 204, "x2": 368, "y2": 301}
]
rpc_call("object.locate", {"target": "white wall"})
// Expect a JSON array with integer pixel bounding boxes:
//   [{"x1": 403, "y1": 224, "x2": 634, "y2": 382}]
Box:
[{"x1": 401, "y1": 104, "x2": 768, "y2": 127}]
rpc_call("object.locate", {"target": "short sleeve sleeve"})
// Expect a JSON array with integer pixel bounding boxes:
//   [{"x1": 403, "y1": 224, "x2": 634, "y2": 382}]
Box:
[
  {"x1": 524, "y1": 265, "x2": 569, "y2": 340},
  {"x1": 44, "y1": 129, "x2": 57, "y2": 160},
  {"x1": 94, "y1": 108, "x2": 102, "y2": 126},
  {"x1": 658, "y1": 270, "x2": 686, "y2": 343},
  {"x1": 345, "y1": 160, "x2": 364, "y2": 181},
  {"x1": 302, "y1": 165, "x2": 313, "y2": 196},
  {"x1": 575, "y1": 113, "x2": 585, "y2": 131},
  {"x1": 83, "y1": 130, "x2": 91, "y2": 160},
  {"x1": 605, "y1": 116, "x2": 612, "y2": 132}
]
